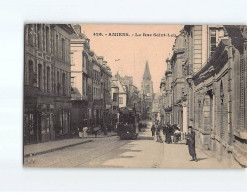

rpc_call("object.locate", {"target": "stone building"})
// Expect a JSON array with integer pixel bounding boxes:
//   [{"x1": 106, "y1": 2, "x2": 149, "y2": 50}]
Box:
[
  {"x1": 170, "y1": 30, "x2": 187, "y2": 132},
  {"x1": 98, "y1": 58, "x2": 112, "y2": 129},
  {"x1": 140, "y1": 61, "x2": 153, "y2": 119},
  {"x1": 152, "y1": 93, "x2": 161, "y2": 122},
  {"x1": 24, "y1": 24, "x2": 75, "y2": 144},
  {"x1": 192, "y1": 26, "x2": 247, "y2": 167},
  {"x1": 182, "y1": 25, "x2": 226, "y2": 145},
  {"x1": 111, "y1": 76, "x2": 120, "y2": 131},
  {"x1": 120, "y1": 75, "x2": 141, "y2": 112},
  {"x1": 70, "y1": 24, "x2": 91, "y2": 132},
  {"x1": 160, "y1": 58, "x2": 173, "y2": 125},
  {"x1": 114, "y1": 74, "x2": 127, "y2": 109}
]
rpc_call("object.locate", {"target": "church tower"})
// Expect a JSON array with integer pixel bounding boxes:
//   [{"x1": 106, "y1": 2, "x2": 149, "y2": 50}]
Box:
[{"x1": 141, "y1": 61, "x2": 153, "y2": 119}]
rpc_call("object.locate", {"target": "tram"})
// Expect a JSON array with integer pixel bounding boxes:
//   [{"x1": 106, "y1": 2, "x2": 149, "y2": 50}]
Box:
[{"x1": 117, "y1": 107, "x2": 139, "y2": 139}]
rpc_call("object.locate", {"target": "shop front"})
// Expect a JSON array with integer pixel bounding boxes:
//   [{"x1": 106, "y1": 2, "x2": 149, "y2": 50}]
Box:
[
  {"x1": 24, "y1": 99, "x2": 38, "y2": 145},
  {"x1": 54, "y1": 101, "x2": 72, "y2": 140},
  {"x1": 24, "y1": 93, "x2": 55, "y2": 144}
]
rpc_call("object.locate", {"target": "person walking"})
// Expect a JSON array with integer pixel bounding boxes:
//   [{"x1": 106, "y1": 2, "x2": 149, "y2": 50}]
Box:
[
  {"x1": 151, "y1": 124, "x2": 156, "y2": 138},
  {"x1": 163, "y1": 124, "x2": 168, "y2": 143},
  {"x1": 156, "y1": 123, "x2": 163, "y2": 143},
  {"x1": 174, "y1": 125, "x2": 181, "y2": 143},
  {"x1": 187, "y1": 126, "x2": 198, "y2": 162},
  {"x1": 166, "y1": 124, "x2": 172, "y2": 144}
]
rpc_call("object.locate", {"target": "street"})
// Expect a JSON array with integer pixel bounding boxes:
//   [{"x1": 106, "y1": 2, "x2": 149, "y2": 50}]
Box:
[{"x1": 24, "y1": 121, "x2": 241, "y2": 168}]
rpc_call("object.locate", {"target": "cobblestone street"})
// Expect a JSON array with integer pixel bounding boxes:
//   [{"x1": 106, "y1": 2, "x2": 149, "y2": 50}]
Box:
[{"x1": 24, "y1": 122, "x2": 241, "y2": 168}]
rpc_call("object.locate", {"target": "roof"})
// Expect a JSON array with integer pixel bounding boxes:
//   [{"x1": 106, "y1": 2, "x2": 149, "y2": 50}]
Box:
[
  {"x1": 224, "y1": 25, "x2": 245, "y2": 54},
  {"x1": 143, "y1": 61, "x2": 151, "y2": 80}
]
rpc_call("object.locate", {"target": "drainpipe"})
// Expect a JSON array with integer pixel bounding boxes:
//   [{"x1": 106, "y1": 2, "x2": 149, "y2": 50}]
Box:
[{"x1": 228, "y1": 38, "x2": 233, "y2": 147}]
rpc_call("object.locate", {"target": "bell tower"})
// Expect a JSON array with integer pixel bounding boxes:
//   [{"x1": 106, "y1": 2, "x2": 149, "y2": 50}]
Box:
[{"x1": 141, "y1": 61, "x2": 153, "y2": 119}]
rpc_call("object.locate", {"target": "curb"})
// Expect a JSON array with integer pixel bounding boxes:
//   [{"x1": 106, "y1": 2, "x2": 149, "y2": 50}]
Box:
[
  {"x1": 24, "y1": 140, "x2": 93, "y2": 158},
  {"x1": 84, "y1": 134, "x2": 117, "y2": 138}
]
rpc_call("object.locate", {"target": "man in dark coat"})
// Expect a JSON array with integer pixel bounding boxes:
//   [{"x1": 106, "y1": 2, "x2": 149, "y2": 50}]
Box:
[
  {"x1": 151, "y1": 124, "x2": 156, "y2": 137},
  {"x1": 187, "y1": 126, "x2": 198, "y2": 162},
  {"x1": 166, "y1": 124, "x2": 172, "y2": 144},
  {"x1": 163, "y1": 124, "x2": 168, "y2": 143}
]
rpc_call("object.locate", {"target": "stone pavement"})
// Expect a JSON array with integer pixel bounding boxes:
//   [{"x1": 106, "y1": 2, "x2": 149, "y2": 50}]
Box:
[
  {"x1": 158, "y1": 135, "x2": 242, "y2": 168},
  {"x1": 24, "y1": 132, "x2": 117, "y2": 158}
]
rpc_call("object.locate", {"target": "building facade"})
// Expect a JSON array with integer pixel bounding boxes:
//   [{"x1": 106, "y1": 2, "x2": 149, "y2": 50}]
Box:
[
  {"x1": 111, "y1": 76, "x2": 119, "y2": 131},
  {"x1": 160, "y1": 58, "x2": 173, "y2": 125},
  {"x1": 192, "y1": 26, "x2": 247, "y2": 167},
  {"x1": 182, "y1": 25, "x2": 226, "y2": 146},
  {"x1": 170, "y1": 31, "x2": 186, "y2": 132},
  {"x1": 70, "y1": 24, "x2": 90, "y2": 132},
  {"x1": 70, "y1": 25, "x2": 112, "y2": 133},
  {"x1": 24, "y1": 24, "x2": 75, "y2": 144},
  {"x1": 162, "y1": 25, "x2": 247, "y2": 167},
  {"x1": 98, "y1": 58, "x2": 112, "y2": 130},
  {"x1": 141, "y1": 61, "x2": 153, "y2": 119}
]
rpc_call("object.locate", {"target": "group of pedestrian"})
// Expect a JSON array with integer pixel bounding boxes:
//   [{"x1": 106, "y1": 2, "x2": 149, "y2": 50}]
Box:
[
  {"x1": 150, "y1": 122, "x2": 198, "y2": 162},
  {"x1": 151, "y1": 120, "x2": 163, "y2": 143},
  {"x1": 151, "y1": 122, "x2": 181, "y2": 144}
]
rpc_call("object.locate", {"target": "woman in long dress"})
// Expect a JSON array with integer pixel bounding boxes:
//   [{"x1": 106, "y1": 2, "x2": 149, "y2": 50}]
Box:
[{"x1": 187, "y1": 126, "x2": 198, "y2": 162}]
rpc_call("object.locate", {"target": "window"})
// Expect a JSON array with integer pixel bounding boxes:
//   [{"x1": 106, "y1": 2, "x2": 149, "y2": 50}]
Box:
[
  {"x1": 57, "y1": 71, "x2": 60, "y2": 94},
  {"x1": 28, "y1": 25, "x2": 33, "y2": 45},
  {"x1": 210, "y1": 28, "x2": 216, "y2": 56},
  {"x1": 119, "y1": 97, "x2": 123, "y2": 104},
  {"x1": 45, "y1": 26, "x2": 49, "y2": 52},
  {"x1": 113, "y1": 93, "x2": 118, "y2": 101},
  {"x1": 38, "y1": 64, "x2": 42, "y2": 89},
  {"x1": 43, "y1": 62, "x2": 46, "y2": 93},
  {"x1": 28, "y1": 60, "x2": 34, "y2": 86},
  {"x1": 56, "y1": 34, "x2": 59, "y2": 56},
  {"x1": 62, "y1": 73, "x2": 66, "y2": 96},
  {"x1": 113, "y1": 106, "x2": 117, "y2": 110},
  {"x1": 37, "y1": 24, "x2": 41, "y2": 50},
  {"x1": 62, "y1": 38, "x2": 65, "y2": 60},
  {"x1": 47, "y1": 66, "x2": 50, "y2": 92},
  {"x1": 71, "y1": 53, "x2": 74, "y2": 66},
  {"x1": 71, "y1": 77, "x2": 75, "y2": 88},
  {"x1": 82, "y1": 53, "x2": 85, "y2": 67}
]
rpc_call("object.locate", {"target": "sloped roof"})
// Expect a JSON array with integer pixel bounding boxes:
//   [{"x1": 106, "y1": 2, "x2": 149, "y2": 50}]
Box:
[{"x1": 143, "y1": 61, "x2": 151, "y2": 80}]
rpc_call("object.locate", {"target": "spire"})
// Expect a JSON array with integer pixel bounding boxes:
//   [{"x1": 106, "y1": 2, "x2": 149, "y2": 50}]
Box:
[{"x1": 143, "y1": 61, "x2": 151, "y2": 80}]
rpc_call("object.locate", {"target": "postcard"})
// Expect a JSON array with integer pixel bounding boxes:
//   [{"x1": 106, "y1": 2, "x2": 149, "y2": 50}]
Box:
[{"x1": 23, "y1": 24, "x2": 247, "y2": 168}]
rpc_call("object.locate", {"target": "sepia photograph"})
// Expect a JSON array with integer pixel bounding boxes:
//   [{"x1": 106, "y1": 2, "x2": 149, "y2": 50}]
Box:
[{"x1": 23, "y1": 24, "x2": 247, "y2": 169}]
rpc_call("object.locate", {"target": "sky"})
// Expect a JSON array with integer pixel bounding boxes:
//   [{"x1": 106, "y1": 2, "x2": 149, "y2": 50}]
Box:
[{"x1": 82, "y1": 24, "x2": 184, "y2": 93}]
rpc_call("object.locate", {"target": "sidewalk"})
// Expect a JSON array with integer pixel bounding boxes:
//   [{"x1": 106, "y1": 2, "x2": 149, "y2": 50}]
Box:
[
  {"x1": 24, "y1": 132, "x2": 117, "y2": 158},
  {"x1": 158, "y1": 136, "x2": 242, "y2": 168}
]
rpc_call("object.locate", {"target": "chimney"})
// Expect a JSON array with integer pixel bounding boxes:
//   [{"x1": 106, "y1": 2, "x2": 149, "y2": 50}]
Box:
[{"x1": 74, "y1": 24, "x2": 81, "y2": 34}]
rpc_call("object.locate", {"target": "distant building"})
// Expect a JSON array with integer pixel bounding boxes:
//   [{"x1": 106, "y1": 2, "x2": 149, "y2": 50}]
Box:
[
  {"x1": 140, "y1": 61, "x2": 153, "y2": 119},
  {"x1": 111, "y1": 76, "x2": 119, "y2": 131},
  {"x1": 152, "y1": 93, "x2": 161, "y2": 122}
]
